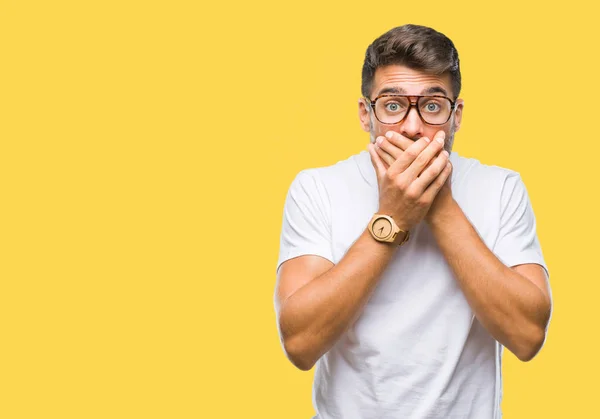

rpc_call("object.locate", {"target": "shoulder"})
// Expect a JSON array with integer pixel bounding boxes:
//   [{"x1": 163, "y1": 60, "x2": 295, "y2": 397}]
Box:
[
  {"x1": 289, "y1": 151, "x2": 366, "y2": 192},
  {"x1": 450, "y1": 153, "x2": 529, "y2": 237},
  {"x1": 451, "y1": 152, "x2": 522, "y2": 192}
]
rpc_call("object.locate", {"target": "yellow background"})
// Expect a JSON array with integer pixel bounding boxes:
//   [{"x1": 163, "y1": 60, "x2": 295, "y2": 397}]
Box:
[{"x1": 1, "y1": 0, "x2": 597, "y2": 417}]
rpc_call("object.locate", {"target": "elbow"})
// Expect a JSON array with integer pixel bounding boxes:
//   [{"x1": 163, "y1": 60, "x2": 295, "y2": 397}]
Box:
[
  {"x1": 282, "y1": 335, "x2": 317, "y2": 371},
  {"x1": 289, "y1": 356, "x2": 315, "y2": 372},
  {"x1": 514, "y1": 326, "x2": 547, "y2": 362},
  {"x1": 514, "y1": 299, "x2": 552, "y2": 362}
]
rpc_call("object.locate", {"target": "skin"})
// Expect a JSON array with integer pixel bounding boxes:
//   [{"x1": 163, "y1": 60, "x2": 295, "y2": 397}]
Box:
[
  {"x1": 358, "y1": 65, "x2": 463, "y2": 230},
  {"x1": 274, "y1": 64, "x2": 552, "y2": 371},
  {"x1": 358, "y1": 64, "x2": 463, "y2": 155},
  {"x1": 374, "y1": 129, "x2": 552, "y2": 362}
]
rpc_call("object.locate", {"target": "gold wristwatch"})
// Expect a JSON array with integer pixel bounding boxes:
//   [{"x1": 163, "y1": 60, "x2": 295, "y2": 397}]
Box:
[{"x1": 368, "y1": 214, "x2": 410, "y2": 246}]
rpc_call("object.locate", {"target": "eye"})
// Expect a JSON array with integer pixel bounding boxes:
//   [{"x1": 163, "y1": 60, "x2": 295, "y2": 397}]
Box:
[
  {"x1": 384, "y1": 102, "x2": 404, "y2": 112},
  {"x1": 424, "y1": 102, "x2": 441, "y2": 112}
]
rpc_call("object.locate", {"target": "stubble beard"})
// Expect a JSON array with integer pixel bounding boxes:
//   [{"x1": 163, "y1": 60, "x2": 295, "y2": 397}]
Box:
[{"x1": 369, "y1": 119, "x2": 456, "y2": 155}]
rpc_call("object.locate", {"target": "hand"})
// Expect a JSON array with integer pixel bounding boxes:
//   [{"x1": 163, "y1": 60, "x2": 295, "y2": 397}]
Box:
[
  {"x1": 373, "y1": 131, "x2": 413, "y2": 169},
  {"x1": 373, "y1": 130, "x2": 439, "y2": 173},
  {"x1": 367, "y1": 131, "x2": 452, "y2": 232},
  {"x1": 426, "y1": 169, "x2": 454, "y2": 224},
  {"x1": 372, "y1": 130, "x2": 455, "y2": 223}
]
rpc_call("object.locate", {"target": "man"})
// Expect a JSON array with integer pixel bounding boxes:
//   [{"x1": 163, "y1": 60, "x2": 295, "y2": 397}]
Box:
[{"x1": 274, "y1": 24, "x2": 552, "y2": 418}]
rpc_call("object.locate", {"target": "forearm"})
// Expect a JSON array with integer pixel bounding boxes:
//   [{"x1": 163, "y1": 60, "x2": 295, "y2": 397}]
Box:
[
  {"x1": 279, "y1": 228, "x2": 400, "y2": 370},
  {"x1": 429, "y1": 200, "x2": 551, "y2": 361}
]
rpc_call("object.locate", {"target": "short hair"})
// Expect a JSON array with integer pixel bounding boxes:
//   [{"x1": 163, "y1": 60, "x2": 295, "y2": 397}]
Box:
[{"x1": 361, "y1": 24, "x2": 461, "y2": 100}]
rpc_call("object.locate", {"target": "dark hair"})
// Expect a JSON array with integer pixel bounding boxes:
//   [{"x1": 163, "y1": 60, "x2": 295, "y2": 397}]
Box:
[{"x1": 361, "y1": 24, "x2": 461, "y2": 99}]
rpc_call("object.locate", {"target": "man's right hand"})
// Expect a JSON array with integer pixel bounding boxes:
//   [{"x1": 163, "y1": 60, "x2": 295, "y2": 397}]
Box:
[{"x1": 367, "y1": 130, "x2": 452, "y2": 232}]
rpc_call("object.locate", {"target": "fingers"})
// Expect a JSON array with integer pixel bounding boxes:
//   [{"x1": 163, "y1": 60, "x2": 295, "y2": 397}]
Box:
[
  {"x1": 374, "y1": 130, "x2": 436, "y2": 170},
  {"x1": 402, "y1": 131, "x2": 446, "y2": 181},
  {"x1": 367, "y1": 142, "x2": 386, "y2": 179},
  {"x1": 421, "y1": 160, "x2": 453, "y2": 201},
  {"x1": 412, "y1": 149, "x2": 450, "y2": 193},
  {"x1": 375, "y1": 147, "x2": 393, "y2": 168},
  {"x1": 369, "y1": 129, "x2": 447, "y2": 184},
  {"x1": 383, "y1": 130, "x2": 413, "y2": 151},
  {"x1": 375, "y1": 131, "x2": 415, "y2": 167},
  {"x1": 374, "y1": 135, "x2": 399, "y2": 167},
  {"x1": 387, "y1": 133, "x2": 438, "y2": 177}
]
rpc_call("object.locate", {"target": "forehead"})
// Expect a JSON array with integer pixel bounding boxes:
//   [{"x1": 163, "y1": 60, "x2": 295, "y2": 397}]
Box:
[{"x1": 372, "y1": 64, "x2": 452, "y2": 97}]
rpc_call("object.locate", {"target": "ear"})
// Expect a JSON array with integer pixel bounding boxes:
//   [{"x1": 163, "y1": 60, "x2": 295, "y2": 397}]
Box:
[
  {"x1": 453, "y1": 99, "x2": 464, "y2": 132},
  {"x1": 358, "y1": 98, "x2": 371, "y2": 133}
]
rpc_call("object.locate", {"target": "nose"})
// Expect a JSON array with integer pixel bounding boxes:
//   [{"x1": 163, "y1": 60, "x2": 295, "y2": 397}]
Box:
[{"x1": 399, "y1": 105, "x2": 424, "y2": 141}]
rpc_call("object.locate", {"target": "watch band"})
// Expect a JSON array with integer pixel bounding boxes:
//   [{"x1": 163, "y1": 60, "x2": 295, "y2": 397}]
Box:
[{"x1": 393, "y1": 227, "x2": 410, "y2": 246}]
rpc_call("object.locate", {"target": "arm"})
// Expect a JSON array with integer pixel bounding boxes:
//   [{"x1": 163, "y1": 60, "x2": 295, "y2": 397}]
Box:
[
  {"x1": 274, "y1": 229, "x2": 402, "y2": 371},
  {"x1": 427, "y1": 195, "x2": 552, "y2": 362},
  {"x1": 375, "y1": 130, "x2": 552, "y2": 362},
  {"x1": 274, "y1": 132, "x2": 450, "y2": 370}
]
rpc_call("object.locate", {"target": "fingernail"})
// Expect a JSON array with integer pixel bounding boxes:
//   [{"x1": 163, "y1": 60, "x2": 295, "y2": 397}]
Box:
[
  {"x1": 424, "y1": 137, "x2": 431, "y2": 143},
  {"x1": 436, "y1": 137, "x2": 444, "y2": 144},
  {"x1": 376, "y1": 137, "x2": 384, "y2": 145},
  {"x1": 443, "y1": 150, "x2": 449, "y2": 156},
  {"x1": 385, "y1": 131, "x2": 394, "y2": 139}
]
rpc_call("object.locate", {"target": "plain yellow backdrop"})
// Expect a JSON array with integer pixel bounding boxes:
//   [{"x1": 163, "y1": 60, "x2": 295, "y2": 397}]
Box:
[{"x1": 1, "y1": 0, "x2": 598, "y2": 417}]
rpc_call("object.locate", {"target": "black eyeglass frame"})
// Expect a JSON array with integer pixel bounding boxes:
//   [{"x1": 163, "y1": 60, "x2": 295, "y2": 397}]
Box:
[{"x1": 366, "y1": 94, "x2": 457, "y2": 126}]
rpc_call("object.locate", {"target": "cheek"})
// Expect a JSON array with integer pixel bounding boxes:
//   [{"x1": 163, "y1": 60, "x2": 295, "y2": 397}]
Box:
[
  {"x1": 422, "y1": 127, "x2": 442, "y2": 141},
  {"x1": 371, "y1": 121, "x2": 400, "y2": 138},
  {"x1": 425, "y1": 123, "x2": 452, "y2": 141}
]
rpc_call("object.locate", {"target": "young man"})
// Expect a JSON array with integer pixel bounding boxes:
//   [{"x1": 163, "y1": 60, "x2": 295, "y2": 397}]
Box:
[{"x1": 274, "y1": 24, "x2": 552, "y2": 419}]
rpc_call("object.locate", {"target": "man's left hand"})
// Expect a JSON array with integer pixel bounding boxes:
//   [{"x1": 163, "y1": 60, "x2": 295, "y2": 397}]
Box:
[{"x1": 371, "y1": 130, "x2": 455, "y2": 222}]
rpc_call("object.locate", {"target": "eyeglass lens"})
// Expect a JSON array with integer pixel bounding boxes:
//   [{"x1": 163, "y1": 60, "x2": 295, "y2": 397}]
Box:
[{"x1": 374, "y1": 96, "x2": 452, "y2": 125}]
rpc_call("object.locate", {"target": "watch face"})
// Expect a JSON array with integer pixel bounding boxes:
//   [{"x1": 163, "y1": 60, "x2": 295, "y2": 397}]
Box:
[{"x1": 372, "y1": 217, "x2": 393, "y2": 240}]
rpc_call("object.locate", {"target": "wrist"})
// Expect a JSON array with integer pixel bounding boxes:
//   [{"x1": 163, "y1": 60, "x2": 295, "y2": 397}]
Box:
[
  {"x1": 395, "y1": 229, "x2": 409, "y2": 245},
  {"x1": 376, "y1": 207, "x2": 411, "y2": 232},
  {"x1": 368, "y1": 213, "x2": 410, "y2": 246},
  {"x1": 427, "y1": 196, "x2": 459, "y2": 231}
]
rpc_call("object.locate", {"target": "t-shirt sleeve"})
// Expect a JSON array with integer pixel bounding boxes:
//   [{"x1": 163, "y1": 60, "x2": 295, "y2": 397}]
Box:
[
  {"x1": 276, "y1": 169, "x2": 334, "y2": 274},
  {"x1": 493, "y1": 172, "x2": 549, "y2": 277}
]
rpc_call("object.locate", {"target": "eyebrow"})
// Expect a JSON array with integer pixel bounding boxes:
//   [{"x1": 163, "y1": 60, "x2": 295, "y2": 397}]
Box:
[
  {"x1": 376, "y1": 87, "x2": 406, "y2": 95},
  {"x1": 375, "y1": 85, "x2": 450, "y2": 97},
  {"x1": 423, "y1": 86, "x2": 449, "y2": 96}
]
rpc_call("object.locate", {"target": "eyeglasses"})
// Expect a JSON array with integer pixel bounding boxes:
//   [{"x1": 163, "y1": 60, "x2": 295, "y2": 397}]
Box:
[{"x1": 366, "y1": 94, "x2": 456, "y2": 126}]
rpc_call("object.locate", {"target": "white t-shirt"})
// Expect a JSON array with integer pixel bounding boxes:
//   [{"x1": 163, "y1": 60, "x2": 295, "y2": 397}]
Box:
[{"x1": 276, "y1": 150, "x2": 549, "y2": 419}]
